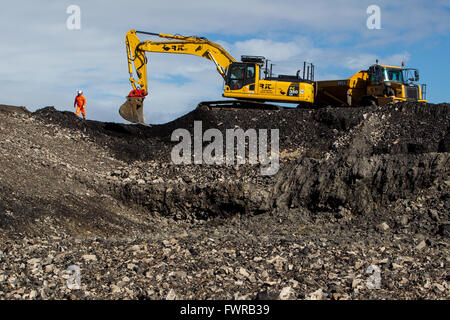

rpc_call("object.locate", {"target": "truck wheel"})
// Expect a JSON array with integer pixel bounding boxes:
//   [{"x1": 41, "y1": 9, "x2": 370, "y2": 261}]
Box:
[
  {"x1": 361, "y1": 96, "x2": 378, "y2": 107},
  {"x1": 385, "y1": 87, "x2": 395, "y2": 97}
]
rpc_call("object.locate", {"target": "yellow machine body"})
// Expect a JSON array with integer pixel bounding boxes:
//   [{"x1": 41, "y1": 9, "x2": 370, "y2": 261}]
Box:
[
  {"x1": 315, "y1": 64, "x2": 427, "y2": 107},
  {"x1": 222, "y1": 62, "x2": 315, "y2": 104},
  {"x1": 120, "y1": 30, "x2": 315, "y2": 123}
]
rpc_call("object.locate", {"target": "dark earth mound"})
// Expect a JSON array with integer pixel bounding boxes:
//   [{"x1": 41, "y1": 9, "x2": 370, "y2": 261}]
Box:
[{"x1": 0, "y1": 102, "x2": 448, "y2": 300}]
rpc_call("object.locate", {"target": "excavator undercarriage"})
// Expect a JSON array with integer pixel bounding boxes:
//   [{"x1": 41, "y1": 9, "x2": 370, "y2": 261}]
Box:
[{"x1": 196, "y1": 100, "x2": 295, "y2": 111}]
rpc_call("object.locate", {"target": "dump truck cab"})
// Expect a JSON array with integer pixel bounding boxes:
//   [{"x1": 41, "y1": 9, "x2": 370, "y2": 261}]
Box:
[
  {"x1": 223, "y1": 56, "x2": 315, "y2": 105},
  {"x1": 366, "y1": 64, "x2": 427, "y2": 105},
  {"x1": 315, "y1": 61, "x2": 427, "y2": 107}
]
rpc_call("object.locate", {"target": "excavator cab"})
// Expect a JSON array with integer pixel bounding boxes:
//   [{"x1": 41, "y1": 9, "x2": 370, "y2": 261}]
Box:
[
  {"x1": 223, "y1": 56, "x2": 315, "y2": 105},
  {"x1": 225, "y1": 56, "x2": 264, "y2": 91},
  {"x1": 226, "y1": 63, "x2": 257, "y2": 90}
]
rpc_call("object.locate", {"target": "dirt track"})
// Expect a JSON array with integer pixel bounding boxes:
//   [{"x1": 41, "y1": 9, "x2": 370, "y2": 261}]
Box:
[{"x1": 0, "y1": 102, "x2": 448, "y2": 300}]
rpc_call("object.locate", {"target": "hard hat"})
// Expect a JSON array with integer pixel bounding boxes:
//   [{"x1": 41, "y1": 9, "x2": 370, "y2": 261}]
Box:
[{"x1": 77, "y1": 90, "x2": 83, "y2": 95}]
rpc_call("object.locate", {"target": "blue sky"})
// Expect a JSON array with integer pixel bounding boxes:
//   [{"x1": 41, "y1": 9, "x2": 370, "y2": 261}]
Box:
[{"x1": 0, "y1": 0, "x2": 449, "y2": 124}]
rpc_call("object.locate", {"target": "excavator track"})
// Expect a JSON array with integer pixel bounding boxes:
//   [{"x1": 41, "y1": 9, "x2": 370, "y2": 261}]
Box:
[{"x1": 196, "y1": 100, "x2": 295, "y2": 111}]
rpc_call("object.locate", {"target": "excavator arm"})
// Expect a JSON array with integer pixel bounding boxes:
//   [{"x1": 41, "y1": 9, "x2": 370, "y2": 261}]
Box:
[{"x1": 120, "y1": 30, "x2": 236, "y2": 124}]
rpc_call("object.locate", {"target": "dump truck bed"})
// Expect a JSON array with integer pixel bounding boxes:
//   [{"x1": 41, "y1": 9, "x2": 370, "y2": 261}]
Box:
[{"x1": 315, "y1": 70, "x2": 369, "y2": 106}]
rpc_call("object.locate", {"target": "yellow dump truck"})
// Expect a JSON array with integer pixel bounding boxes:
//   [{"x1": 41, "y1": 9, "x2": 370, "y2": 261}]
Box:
[{"x1": 315, "y1": 62, "x2": 427, "y2": 107}]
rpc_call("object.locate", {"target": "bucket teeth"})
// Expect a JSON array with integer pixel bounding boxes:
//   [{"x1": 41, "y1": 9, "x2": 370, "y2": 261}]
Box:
[{"x1": 119, "y1": 97, "x2": 146, "y2": 124}]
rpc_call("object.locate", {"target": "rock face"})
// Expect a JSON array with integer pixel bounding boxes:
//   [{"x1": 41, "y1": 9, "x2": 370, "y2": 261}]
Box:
[
  {"x1": 273, "y1": 103, "x2": 449, "y2": 216},
  {"x1": 0, "y1": 102, "x2": 448, "y2": 300},
  {"x1": 274, "y1": 153, "x2": 448, "y2": 215}
]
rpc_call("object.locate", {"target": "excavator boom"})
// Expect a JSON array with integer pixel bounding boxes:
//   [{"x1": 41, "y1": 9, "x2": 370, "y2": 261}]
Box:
[{"x1": 120, "y1": 30, "x2": 236, "y2": 123}]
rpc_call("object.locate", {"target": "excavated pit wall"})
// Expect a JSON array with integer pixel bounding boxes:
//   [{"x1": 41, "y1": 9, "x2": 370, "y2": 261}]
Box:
[{"x1": 31, "y1": 102, "x2": 450, "y2": 221}]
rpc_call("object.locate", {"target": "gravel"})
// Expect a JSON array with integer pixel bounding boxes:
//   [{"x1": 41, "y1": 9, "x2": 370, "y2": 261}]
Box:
[{"x1": 0, "y1": 102, "x2": 448, "y2": 300}]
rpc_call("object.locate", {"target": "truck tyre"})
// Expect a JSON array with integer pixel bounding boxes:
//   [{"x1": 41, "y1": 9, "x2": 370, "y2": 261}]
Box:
[
  {"x1": 385, "y1": 87, "x2": 395, "y2": 97},
  {"x1": 361, "y1": 96, "x2": 378, "y2": 107}
]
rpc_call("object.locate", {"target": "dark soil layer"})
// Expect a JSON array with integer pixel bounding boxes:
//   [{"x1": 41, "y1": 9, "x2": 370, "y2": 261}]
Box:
[{"x1": 0, "y1": 102, "x2": 448, "y2": 300}]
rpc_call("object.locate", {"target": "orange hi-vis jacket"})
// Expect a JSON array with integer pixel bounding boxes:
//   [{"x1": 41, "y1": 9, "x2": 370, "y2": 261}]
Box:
[{"x1": 74, "y1": 95, "x2": 86, "y2": 108}]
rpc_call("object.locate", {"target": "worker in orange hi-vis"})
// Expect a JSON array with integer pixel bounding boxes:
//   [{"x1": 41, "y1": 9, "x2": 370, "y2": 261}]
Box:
[{"x1": 74, "y1": 90, "x2": 86, "y2": 119}]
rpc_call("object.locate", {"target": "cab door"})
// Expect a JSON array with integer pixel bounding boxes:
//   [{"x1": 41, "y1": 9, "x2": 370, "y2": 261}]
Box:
[
  {"x1": 367, "y1": 65, "x2": 383, "y2": 96},
  {"x1": 243, "y1": 64, "x2": 256, "y2": 93},
  {"x1": 226, "y1": 63, "x2": 256, "y2": 93},
  {"x1": 227, "y1": 64, "x2": 246, "y2": 90}
]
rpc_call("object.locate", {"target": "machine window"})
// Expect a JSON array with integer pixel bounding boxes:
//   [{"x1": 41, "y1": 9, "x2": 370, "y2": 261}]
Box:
[
  {"x1": 229, "y1": 64, "x2": 246, "y2": 89},
  {"x1": 369, "y1": 66, "x2": 382, "y2": 84},
  {"x1": 384, "y1": 68, "x2": 404, "y2": 82},
  {"x1": 246, "y1": 66, "x2": 255, "y2": 79},
  {"x1": 244, "y1": 65, "x2": 256, "y2": 87}
]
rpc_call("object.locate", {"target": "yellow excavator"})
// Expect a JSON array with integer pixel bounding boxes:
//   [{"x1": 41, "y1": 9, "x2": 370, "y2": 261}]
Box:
[{"x1": 119, "y1": 30, "x2": 315, "y2": 124}]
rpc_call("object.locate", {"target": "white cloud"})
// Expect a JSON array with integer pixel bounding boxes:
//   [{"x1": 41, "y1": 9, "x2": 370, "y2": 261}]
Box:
[
  {"x1": 228, "y1": 38, "x2": 411, "y2": 75},
  {"x1": 0, "y1": 0, "x2": 447, "y2": 124},
  {"x1": 233, "y1": 39, "x2": 305, "y2": 61}
]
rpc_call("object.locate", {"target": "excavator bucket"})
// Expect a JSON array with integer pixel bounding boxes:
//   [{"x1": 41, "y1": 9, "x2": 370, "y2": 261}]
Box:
[{"x1": 119, "y1": 96, "x2": 146, "y2": 124}]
